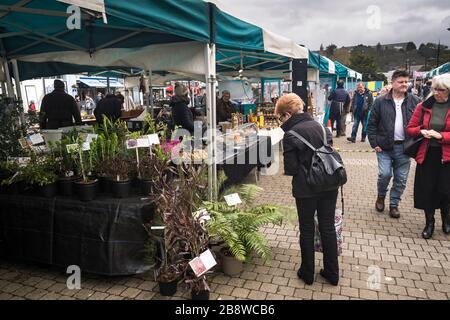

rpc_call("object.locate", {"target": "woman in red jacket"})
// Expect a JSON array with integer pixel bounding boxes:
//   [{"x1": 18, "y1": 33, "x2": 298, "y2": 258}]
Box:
[{"x1": 406, "y1": 74, "x2": 450, "y2": 239}]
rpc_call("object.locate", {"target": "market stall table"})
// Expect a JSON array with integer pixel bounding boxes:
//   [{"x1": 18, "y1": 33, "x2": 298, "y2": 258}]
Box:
[{"x1": 0, "y1": 193, "x2": 154, "y2": 276}]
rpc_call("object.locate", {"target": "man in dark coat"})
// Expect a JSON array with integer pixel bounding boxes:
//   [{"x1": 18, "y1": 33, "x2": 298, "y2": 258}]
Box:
[
  {"x1": 368, "y1": 70, "x2": 420, "y2": 218},
  {"x1": 40, "y1": 79, "x2": 82, "y2": 129},
  {"x1": 94, "y1": 93, "x2": 122, "y2": 125},
  {"x1": 328, "y1": 80, "x2": 350, "y2": 137},
  {"x1": 216, "y1": 90, "x2": 235, "y2": 123}
]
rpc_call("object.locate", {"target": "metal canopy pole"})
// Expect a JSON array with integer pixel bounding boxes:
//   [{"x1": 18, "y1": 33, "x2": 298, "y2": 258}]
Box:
[
  {"x1": 205, "y1": 43, "x2": 217, "y2": 200},
  {"x1": 11, "y1": 59, "x2": 22, "y2": 101},
  {"x1": 148, "y1": 69, "x2": 154, "y2": 118},
  {"x1": 106, "y1": 76, "x2": 110, "y2": 94}
]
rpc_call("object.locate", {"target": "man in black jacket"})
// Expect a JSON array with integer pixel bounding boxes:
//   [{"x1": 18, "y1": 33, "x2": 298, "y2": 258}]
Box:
[
  {"x1": 368, "y1": 70, "x2": 420, "y2": 218},
  {"x1": 94, "y1": 93, "x2": 122, "y2": 125},
  {"x1": 328, "y1": 80, "x2": 350, "y2": 137},
  {"x1": 171, "y1": 83, "x2": 195, "y2": 134},
  {"x1": 39, "y1": 80, "x2": 82, "y2": 129}
]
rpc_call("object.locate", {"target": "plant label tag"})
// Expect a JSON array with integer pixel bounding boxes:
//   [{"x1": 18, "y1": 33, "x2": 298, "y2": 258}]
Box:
[
  {"x1": 189, "y1": 249, "x2": 217, "y2": 277},
  {"x1": 7, "y1": 157, "x2": 31, "y2": 165},
  {"x1": 66, "y1": 144, "x2": 79, "y2": 154},
  {"x1": 82, "y1": 142, "x2": 91, "y2": 151},
  {"x1": 147, "y1": 134, "x2": 160, "y2": 145},
  {"x1": 29, "y1": 133, "x2": 44, "y2": 145},
  {"x1": 126, "y1": 139, "x2": 138, "y2": 149},
  {"x1": 137, "y1": 138, "x2": 150, "y2": 148},
  {"x1": 86, "y1": 134, "x2": 98, "y2": 143},
  {"x1": 224, "y1": 193, "x2": 242, "y2": 206},
  {"x1": 150, "y1": 226, "x2": 165, "y2": 230}
]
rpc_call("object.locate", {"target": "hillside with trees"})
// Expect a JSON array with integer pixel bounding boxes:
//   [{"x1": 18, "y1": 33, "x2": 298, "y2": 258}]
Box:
[{"x1": 318, "y1": 42, "x2": 450, "y2": 81}]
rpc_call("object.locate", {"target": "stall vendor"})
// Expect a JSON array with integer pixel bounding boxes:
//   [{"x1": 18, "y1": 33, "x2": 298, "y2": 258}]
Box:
[
  {"x1": 40, "y1": 79, "x2": 82, "y2": 129},
  {"x1": 216, "y1": 90, "x2": 235, "y2": 123},
  {"x1": 94, "y1": 93, "x2": 123, "y2": 125}
]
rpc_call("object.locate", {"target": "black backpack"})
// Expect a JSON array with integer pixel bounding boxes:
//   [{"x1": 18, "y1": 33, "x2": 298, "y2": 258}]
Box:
[{"x1": 288, "y1": 125, "x2": 347, "y2": 193}]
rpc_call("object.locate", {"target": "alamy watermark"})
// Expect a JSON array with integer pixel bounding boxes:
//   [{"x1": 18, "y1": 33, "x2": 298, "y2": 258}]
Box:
[
  {"x1": 66, "y1": 265, "x2": 81, "y2": 290},
  {"x1": 366, "y1": 5, "x2": 381, "y2": 30},
  {"x1": 367, "y1": 265, "x2": 381, "y2": 290}
]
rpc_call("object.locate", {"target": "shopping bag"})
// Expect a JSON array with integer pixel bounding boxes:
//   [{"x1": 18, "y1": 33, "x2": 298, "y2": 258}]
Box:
[{"x1": 314, "y1": 208, "x2": 343, "y2": 255}]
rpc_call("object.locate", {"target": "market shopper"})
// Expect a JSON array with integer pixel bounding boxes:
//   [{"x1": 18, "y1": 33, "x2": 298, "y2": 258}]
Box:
[
  {"x1": 276, "y1": 93, "x2": 339, "y2": 286},
  {"x1": 348, "y1": 82, "x2": 373, "y2": 142},
  {"x1": 406, "y1": 74, "x2": 450, "y2": 239},
  {"x1": 328, "y1": 80, "x2": 351, "y2": 137},
  {"x1": 94, "y1": 93, "x2": 123, "y2": 125},
  {"x1": 171, "y1": 83, "x2": 195, "y2": 134},
  {"x1": 216, "y1": 90, "x2": 235, "y2": 123},
  {"x1": 368, "y1": 70, "x2": 420, "y2": 219},
  {"x1": 39, "y1": 79, "x2": 82, "y2": 129}
]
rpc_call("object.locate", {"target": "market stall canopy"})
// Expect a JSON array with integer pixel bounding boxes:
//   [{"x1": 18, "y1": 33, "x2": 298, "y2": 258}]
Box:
[
  {"x1": 0, "y1": 0, "x2": 308, "y2": 79},
  {"x1": 334, "y1": 60, "x2": 362, "y2": 80},
  {"x1": 426, "y1": 62, "x2": 449, "y2": 78},
  {"x1": 77, "y1": 76, "x2": 124, "y2": 88},
  {"x1": 308, "y1": 51, "x2": 335, "y2": 75}
]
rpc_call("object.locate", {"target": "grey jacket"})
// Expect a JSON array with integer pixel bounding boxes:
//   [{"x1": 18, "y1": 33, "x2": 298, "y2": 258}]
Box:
[
  {"x1": 350, "y1": 88, "x2": 373, "y2": 117},
  {"x1": 367, "y1": 91, "x2": 420, "y2": 151}
]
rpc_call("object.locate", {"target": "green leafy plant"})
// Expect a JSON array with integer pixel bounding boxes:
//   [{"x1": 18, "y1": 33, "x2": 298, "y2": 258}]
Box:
[
  {"x1": 20, "y1": 155, "x2": 58, "y2": 187},
  {"x1": 204, "y1": 182, "x2": 295, "y2": 264}
]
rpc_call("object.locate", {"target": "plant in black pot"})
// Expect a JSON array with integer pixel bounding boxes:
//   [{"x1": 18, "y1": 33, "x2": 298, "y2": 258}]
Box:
[
  {"x1": 20, "y1": 155, "x2": 58, "y2": 198},
  {"x1": 48, "y1": 136, "x2": 79, "y2": 196},
  {"x1": 151, "y1": 163, "x2": 212, "y2": 300},
  {"x1": 73, "y1": 137, "x2": 98, "y2": 202},
  {"x1": 0, "y1": 160, "x2": 25, "y2": 194},
  {"x1": 107, "y1": 154, "x2": 132, "y2": 199}
]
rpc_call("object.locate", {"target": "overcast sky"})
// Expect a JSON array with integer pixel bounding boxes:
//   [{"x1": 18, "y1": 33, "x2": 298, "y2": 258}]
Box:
[{"x1": 221, "y1": 0, "x2": 450, "y2": 50}]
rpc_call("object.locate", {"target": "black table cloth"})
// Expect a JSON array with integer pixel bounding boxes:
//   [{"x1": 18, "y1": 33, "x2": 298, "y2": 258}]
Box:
[{"x1": 0, "y1": 194, "x2": 154, "y2": 276}]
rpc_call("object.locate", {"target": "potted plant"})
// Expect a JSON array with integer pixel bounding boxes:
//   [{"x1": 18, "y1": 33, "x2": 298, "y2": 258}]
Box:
[
  {"x1": 204, "y1": 183, "x2": 293, "y2": 276},
  {"x1": 0, "y1": 161, "x2": 25, "y2": 194},
  {"x1": 20, "y1": 155, "x2": 58, "y2": 198},
  {"x1": 48, "y1": 134, "x2": 79, "y2": 196},
  {"x1": 107, "y1": 154, "x2": 132, "y2": 198},
  {"x1": 148, "y1": 163, "x2": 212, "y2": 299},
  {"x1": 73, "y1": 137, "x2": 98, "y2": 201}
]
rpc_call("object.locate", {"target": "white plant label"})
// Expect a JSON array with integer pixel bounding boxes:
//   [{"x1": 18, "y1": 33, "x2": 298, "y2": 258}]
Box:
[
  {"x1": 29, "y1": 133, "x2": 45, "y2": 145},
  {"x1": 86, "y1": 134, "x2": 98, "y2": 143},
  {"x1": 224, "y1": 193, "x2": 242, "y2": 206},
  {"x1": 147, "y1": 134, "x2": 160, "y2": 145},
  {"x1": 189, "y1": 249, "x2": 217, "y2": 277},
  {"x1": 137, "y1": 138, "x2": 150, "y2": 148}
]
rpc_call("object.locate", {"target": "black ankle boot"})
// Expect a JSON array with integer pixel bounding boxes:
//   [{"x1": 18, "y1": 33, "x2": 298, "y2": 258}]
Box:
[
  {"x1": 422, "y1": 210, "x2": 435, "y2": 239},
  {"x1": 441, "y1": 209, "x2": 450, "y2": 235}
]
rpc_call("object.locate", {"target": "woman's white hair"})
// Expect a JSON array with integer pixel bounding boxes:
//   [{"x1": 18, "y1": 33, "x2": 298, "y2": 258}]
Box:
[{"x1": 432, "y1": 73, "x2": 450, "y2": 92}]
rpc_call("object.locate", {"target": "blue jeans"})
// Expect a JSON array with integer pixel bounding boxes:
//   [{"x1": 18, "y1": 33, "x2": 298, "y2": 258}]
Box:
[
  {"x1": 376, "y1": 144, "x2": 411, "y2": 208},
  {"x1": 351, "y1": 112, "x2": 367, "y2": 139}
]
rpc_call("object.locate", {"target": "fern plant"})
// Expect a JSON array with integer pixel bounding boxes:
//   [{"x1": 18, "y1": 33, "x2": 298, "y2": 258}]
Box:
[{"x1": 204, "y1": 183, "x2": 294, "y2": 264}]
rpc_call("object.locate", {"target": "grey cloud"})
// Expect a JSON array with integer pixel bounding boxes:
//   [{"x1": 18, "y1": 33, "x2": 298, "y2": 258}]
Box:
[{"x1": 225, "y1": 0, "x2": 450, "y2": 49}]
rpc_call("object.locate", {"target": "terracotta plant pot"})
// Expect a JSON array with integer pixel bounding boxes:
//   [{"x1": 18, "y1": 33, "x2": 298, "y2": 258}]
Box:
[
  {"x1": 220, "y1": 248, "x2": 243, "y2": 276},
  {"x1": 74, "y1": 179, "x2": 98, "y2": 202}
]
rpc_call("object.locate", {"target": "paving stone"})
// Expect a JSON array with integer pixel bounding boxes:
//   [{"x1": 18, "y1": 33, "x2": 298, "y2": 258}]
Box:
[{"x1": 231, "y1": 288, "x2": 250, "y2": 299}]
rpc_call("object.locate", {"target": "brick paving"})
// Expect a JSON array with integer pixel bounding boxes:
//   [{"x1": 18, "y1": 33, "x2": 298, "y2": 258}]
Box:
[{"x1": 1, "y1": 127, "x2": 450, "y2": 300}]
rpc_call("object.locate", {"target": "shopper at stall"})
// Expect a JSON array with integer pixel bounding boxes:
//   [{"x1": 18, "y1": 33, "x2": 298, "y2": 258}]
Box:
[
  {"x1": 94, "y1": 93, "x2": 123, "y2": 125},
  {"x1": 39, "y1": 79, "x2": 82, "y2": 129},
  {"x1": 276, "y1": 93, "x2": 339, "y2": 286},
  {"x1": 216, "y1": 90, "x2": 235, "y2": 123},
  {"x1": 406, "y1": 73, "x2": 450, "y2": 239},
  {"x1": 368, "y1": 70, "x2": 420, "y2": 219},
  {"x1": 328, "y1": 80, "x2": 351, "y2": 137},
  {"x1": 115, "y1": 91, "x2": 125, "y2": 107},
  {"x1": 171, "y1": 83, "x2": 195, "y2": 133},
  {"x1": 348, "y1": 82, "x2": 373, "y2": 143}
]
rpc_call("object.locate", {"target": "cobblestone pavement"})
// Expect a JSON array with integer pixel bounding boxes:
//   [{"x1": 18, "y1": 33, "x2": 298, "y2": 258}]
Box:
[{"x1": 1, "y1": 127, "x2": 450, "y2": 300}]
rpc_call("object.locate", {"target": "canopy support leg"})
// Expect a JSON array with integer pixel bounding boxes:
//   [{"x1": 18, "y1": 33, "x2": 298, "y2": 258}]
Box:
[{"x1": 205, "y1": 43, "x2": 217, "y2": 200}]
